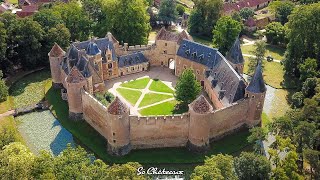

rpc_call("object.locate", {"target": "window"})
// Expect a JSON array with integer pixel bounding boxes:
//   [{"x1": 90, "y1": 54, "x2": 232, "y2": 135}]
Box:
[
  {"x1": 113, "y1": 140, "x2": 116, "y2": 143},
  {"x1": 164, "y1": 50, "x2": 167, "y2": 54},
  {"x1": 252, "y1": 95, "x2": 255, "y2": 99},
  {"x1": 113, "y1": 132, "x2": 115, "y2": 136},
  {"x1": 165, "y1": 43, "x2": 167, "y2": 46},
  {"x1": 108, "y1": 63, "x2": 112, "y2": 68},
  {"x1": 196, "y1": 70, "x2": 200, "y2": 75},
  {"x1": 183, "y1": 65, "x2": 187, "y2": 69}
]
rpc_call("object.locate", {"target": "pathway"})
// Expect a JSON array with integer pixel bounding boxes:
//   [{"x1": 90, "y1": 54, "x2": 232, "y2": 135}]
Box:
[
  {"x1": 242, "y1": 54, "x2": 281, "y2": 63},
  {"x1": 110, "y1": 77, "x2": 175, "y2": 116},
  {"x1": 0, "y1": 110, "x2": 15, "y2": 119}
]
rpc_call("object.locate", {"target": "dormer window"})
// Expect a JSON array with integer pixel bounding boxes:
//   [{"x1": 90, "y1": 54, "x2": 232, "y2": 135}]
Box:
[
  {"x1": 192, "y1": 52, "x2": 197, "y2": 58},
  {"x1": 208, "y1": 52, "x2": 212, "y2": 58},
  {"x1": 182, "y1": 44, "x2": 187, "y2": 48},
  {"x1": 199, "y1": 54, "x2": 204, "y2": 61},
  {"x1": 185, "y1": 49, "x2": 190, "y2": 56}
]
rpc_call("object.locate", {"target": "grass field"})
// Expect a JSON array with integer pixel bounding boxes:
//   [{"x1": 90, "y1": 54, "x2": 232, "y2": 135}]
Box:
[
  {"x1": 138, "y1": 93, "x2": 173, "y2": 108},
  {"x1": 8, "y1": 0, "x2": 18, "y2": 4},
  {"x1": 0, "y1": 97, "x2": 13, "y2": 114},
  {"x1": 120, "y1": 78, "x2": 150, "y2": 89},
  {"x1": 116, "y1": 88, "x2": 142, "y2": 105},
  {"x1": 241, "y1": 44, "x2": 286, "y2": 60},
  {"x1": 10, "y1": 70, "x2": 51, "y2": 108},
  {"x1": 139, "y1": 100, "x2": 180, "y2": 116},
  {"x1": 149, "y1": 79, "x2": 174, "y2": 93}
]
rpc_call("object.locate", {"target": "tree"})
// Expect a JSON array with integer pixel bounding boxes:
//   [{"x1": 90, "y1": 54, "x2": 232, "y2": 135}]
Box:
[
  {"x1": 247, "y1": 127, "x2": 267, "y2": 154},
  {"x1": 304, "y1": 149, "x2": 320, "y2": 179},
  {"x1": 298, "y1": 58, "x2": 318, "y2": 83},
  {"x1": 0, "y1": 70, "x2": 7, "y2": 102},
  {"x1": 46, "y1": 24, "x2": 71, "y2": 50},
  {"x1": 239, "y1": 7, "x2": 255, "y2": 20},
  {"x1": 33, "y1": 9, "x2": 64, "y2": 31},
  {"x1": 265, "y1": 22, "x2": 286, "y2": 45},
  {"x1": 0, "y1": 22, "x2": 6, "y2": 61},
  {"x1": 292, "y1": 91, "x2": 305, "y2": 108},
  {"x1": 176, "y1": 4, "x2": 185, "y2": 16},
  {"x1": 231, "y1": 12, "x2": 242, "y2": 22},
  {"x1": 248, "y1": 41, "x2": 266, "y2": 74},
  {"x1": 191, "y1": 154, "x2": 236, "y2": 180},
  {"x1": 234, "y1": 152, "x2": 271, "y2": 180},
  {"x1": 31, "y1": 151, "x2": 56, "y2": 179},
  {"x1": 53, "y1": 2, "x2": 91, "y2": 41},
  {"x1": 105, "y1": 0, "x2": 151, "y2": 45},
  {"x1": 106, "y1": 162, "x2": 145, "y2": 180},
  {"x1": 284, "y1": 3, "x2": 320, "y2": 77},
  {"x1": 175, "y1": 69, "x2": 201, "y2": 105},
  {"x1": 0, "y1": 142, "x2": 35, "y2": 180},
  {"x1": 188, "y1": 0, "x2": 223, "y2": 36},
  {"x1": 301, "y1": 78, "x2": 318, "y2": 98},
  {"x1": 158, "y1": 0, "x2": 178, "y2": 27},
  {"x1": 212, "y1": 16, "x2": 241, "y2": 55},
  {"x1": 269, "y1": 1, "x2": 295, "y2": 25},
  {"x1": 7, "y1": 18, "x2": 44, "y2": 69}
]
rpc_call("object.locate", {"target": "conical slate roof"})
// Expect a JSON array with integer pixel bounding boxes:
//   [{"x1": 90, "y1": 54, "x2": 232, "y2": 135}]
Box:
[
  {"x1": 227, "y1": 38, "x2": 244, "y2": 64},
  {"x1": 246, "y1": 62, "x2": 266, "y2": 93}
]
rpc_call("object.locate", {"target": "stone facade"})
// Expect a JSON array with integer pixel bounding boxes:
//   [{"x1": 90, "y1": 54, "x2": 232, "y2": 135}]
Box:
[{"x1": 48, "y1": 27, "x2": 266, "y2": 155}]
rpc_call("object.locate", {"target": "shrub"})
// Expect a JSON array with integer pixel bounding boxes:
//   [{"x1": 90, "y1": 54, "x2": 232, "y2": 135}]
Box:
[
  {"x1": 292, "y1": 91, "x2": 304, "y2": 108},
  {"x1": 176, "y1": 4, "x2": 185, "y2": 16},
  {"x1": 94, "y1": 91, "x2": 115, "y2": 106}
]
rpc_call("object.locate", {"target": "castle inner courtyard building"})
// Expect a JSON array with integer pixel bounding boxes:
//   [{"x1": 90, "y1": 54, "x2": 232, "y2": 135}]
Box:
[{"x1": 48, "y1": 28, "x2": 266, "y2": 156}]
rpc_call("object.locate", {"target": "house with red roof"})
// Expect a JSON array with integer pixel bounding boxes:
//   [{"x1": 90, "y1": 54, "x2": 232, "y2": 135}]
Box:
[{"x1": 223, "y1": 0, "x2": 272, "y2": 15}]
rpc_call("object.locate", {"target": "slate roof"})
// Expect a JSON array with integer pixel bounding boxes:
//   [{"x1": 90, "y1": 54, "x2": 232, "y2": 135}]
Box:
[
  {"x1": 226, "y1": 38, "x2": 244, "y2": 65},
  {"x1": 118, "y1": 52, "x2": 148, "y2": 68},
  {"x1": 246, "y1": 62, "x2": 266, "y2": 93},
  {"x1": 86, "y1": 41, "x2": 101, "y2": 56},
  {"x1": 177, "y1": 40, "x2": 246, "y2": 105}
]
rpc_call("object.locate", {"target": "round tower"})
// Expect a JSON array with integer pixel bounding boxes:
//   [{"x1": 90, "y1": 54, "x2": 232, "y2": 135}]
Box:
[
  {"x1": 245, "y1": 62, "x2": 266, "y2": 127},
  {"x1": 66, "y1": 67, "x2": 87, "y2": 120},
  {"x1": 107, "y1": 97, "x2": 131, "y2": 156},
  {"x1": 48, "y1": 43, "x2": 65, "y2": 88},
  {"x1": 187, "y1": 95, "x2": 213, "y2": 153}
]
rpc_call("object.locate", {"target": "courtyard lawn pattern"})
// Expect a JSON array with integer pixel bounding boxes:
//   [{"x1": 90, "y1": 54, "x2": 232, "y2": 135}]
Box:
[
  {"x1": 116, "y1": 88, "x2": 142, "y2": 105},
  {"x1": 138, "y1": 93, "x2": 173, "y2": 108},
  {"x1": 149, "y1": 79, "x2": 175, "y2": 93},
  {"x1": 139, "y1": 100, "x2": 180, "y2": 116},
  {"x1": 46, "y1": 82, "x2": 253, "y2": 163},
  {"x1": 120, "y1": 77, "x2": 150, "y2": 89},
  {"x1": 16, "y1": 110, "x2": 75, "y2": 156},
  {"x1": 10, "y1": 70, "x2": 51, "y2": 108}
]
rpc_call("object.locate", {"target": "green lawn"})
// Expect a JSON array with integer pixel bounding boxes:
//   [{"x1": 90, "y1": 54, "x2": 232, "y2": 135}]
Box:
[
  {"x1": 10, "y1": 70, "x2": 51, "y2": 108},
  {"x1": 191, "y1": 35, "x2": 212, "y2": 46},
  {"x1": 0, "y1": 97, "x2": 13, "y2": 114},
  {"x1": 244, "y1": 57, "x2": 290, "y2": 88},
  {"x1": 116, "y1": 88, "x2": 142, "y2": 106},
  {"x1": 120, "y1": 78, "x2": 150, "y2": 89},
  {"x1": 8, "y1": 0, "x2": 18, "y2": 4},
  {"x1": 149, "y1": 79, "x2": 174, "y2": 93},
  {"x1": 139, "y1": 100, "x2": 180, "y2": 116},
  {"x1": 138, "y1": 93, "x2": 173, "y2": 108},
  {"x1": 241, "y1": 44, "x2": 286, "y2": 60}
]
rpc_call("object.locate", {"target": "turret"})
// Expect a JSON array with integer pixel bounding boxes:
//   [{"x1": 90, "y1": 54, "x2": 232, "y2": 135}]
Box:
[
  {"x1": 187, "y1": 95, "x2": 213, "y2": 153},
  {"x1": 107, "y1": 97, "x2": 131, "y2": 156},
  {"x1": 245, "y1": 62, "x2": 266, "y2": 127},
  {"x1": 86, "y1": 40, "x2": 103, "y2": 78},
  {"x1": 48, "y1": 43, "x2": 65, "y2": 88},
  {"x1": 66, "y1": 66, "x2": 87, "y2": 120},
  {"x1": 226, "y1": 38, "x2": 244, "y2": 74}
]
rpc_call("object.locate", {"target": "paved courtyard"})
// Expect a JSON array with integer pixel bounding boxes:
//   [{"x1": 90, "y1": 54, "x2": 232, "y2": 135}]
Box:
[{"x1": 105, "y1": 67, "x2": 178, "y2": 116}]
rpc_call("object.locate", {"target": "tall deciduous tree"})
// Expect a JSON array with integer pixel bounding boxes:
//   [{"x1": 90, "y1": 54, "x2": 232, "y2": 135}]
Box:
[
  {"x1": 53, "y1": 2, "x2": 91, "y2": 41},
  {"x1": 239, "y1": 7, "x2": 255, "y2": 20},
  {"x1": 298, "y1": 58, "x2": 318, "y2": 83},
  {"x1": 33, "y1": 9, "x2": 64, "y2": 31},
  {"x1": 269, "y1": 1, "x2": 295, "y2": 25},
  {"x1": 265, "y1": 22, "x2": 286, "y2": 45},
  {"x1": 8, "y1": 18, "x2": 44, "y2": 69},
  {"x1": 234, "y1": 152, "x2": 271, "y2": 180},
  {"x1": 284, "y1": 3, "x2": 320, "y2": 77},
  {"x1": 212, "y1": 16, "x2": 241, "y2": 55},
  {"x1": 46, "y1": 24, "x2": 71, "y2": 50},
  {"x1": 105, "y1": 0, "x2": 151, "y2": 45},
  {"x1": 248, "y1": 41, "x2": 266, "y2": 74},
  {"x1": 191, "y1": 154, "x2": 236, "y2": 180},
  {"x1": 0, "y1": 22, "x2": 6, "y2": 61},
  {"x1": 247, "y1": 127, "x2": 268, "y2": 154},
  {"x1": 158, "y1": 0, "x2": 178, "y2": 27},
  {"x1": 188, "y1": 0, "x2": 223, "y2": 37},
  {"x1": 175, "y1": 69, "x2": 201, "y2": 105}
]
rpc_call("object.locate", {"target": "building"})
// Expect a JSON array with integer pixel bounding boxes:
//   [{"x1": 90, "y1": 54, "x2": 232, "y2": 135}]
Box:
[
  {"x1": 223, "y1": 0, "x2": 272, "y2": 15},
  {"x1": 49, "y1": 27, "x2": 266, "y2": 156}
]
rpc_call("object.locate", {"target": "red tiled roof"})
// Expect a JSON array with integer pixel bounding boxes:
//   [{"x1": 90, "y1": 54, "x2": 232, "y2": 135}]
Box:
[
  {"x1": 49, "y1": 43, "x2": 65, "y2": 57},
  {"x1": 107, "y1": 97, "x2": 128, "y2": 115},
  {"x1": 245, "y1": 17, "x2": 256, "y2": 27},
  {"x1": 223, "y1": 0, "x2": 271, "y2": 14}
]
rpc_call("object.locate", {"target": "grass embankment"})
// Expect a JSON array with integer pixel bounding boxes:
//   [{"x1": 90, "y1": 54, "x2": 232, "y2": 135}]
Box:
[
  {"x1": 116, "y1": 88, "x2": 142, "y2": 105},
  {"x1": 149, "y1": 79, "x2": 174, "y2": 93},
  {"x1": 120, "y1": 78, "x2": 150, "y2": 89},
  {"x1": 138, "y1": 93, "x2": 173, "y2": 108},
  {"x1": 241, "y1": 44, "x2": 286, "y2": 60},
  {"x1": 46, "y1": 82, "x2": 253, "y2": 163}
]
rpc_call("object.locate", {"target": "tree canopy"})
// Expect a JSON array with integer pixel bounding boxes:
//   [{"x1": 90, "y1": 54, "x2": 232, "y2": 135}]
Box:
[
  {"x1": 158, "y1": 0, "x2": 178, "y2": 26},
  {"x1": 212, "y1": 16, "x2": 241, "y2": 55},
  {"x1": 175, "y1": 69, "x2": 201, "y2": 105}
]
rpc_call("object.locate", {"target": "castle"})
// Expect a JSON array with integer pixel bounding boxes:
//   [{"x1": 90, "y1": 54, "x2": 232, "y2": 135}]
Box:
[{"x1": 48, "y1": 28, "x2": 266, "y2": 156}]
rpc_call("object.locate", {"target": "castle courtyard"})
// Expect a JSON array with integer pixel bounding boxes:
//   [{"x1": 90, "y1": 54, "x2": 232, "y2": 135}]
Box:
[{"x1": 105, "y1": 66, "x2": 179, "y2": 116}]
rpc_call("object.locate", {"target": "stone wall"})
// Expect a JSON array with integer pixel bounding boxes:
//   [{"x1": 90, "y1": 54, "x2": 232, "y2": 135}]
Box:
[
  {"x1": 129, "y1": 114, "x2": 190, "y2": 149},
  {"x1": 208, "y1": 98, "x2": 249, "y2": 140}
]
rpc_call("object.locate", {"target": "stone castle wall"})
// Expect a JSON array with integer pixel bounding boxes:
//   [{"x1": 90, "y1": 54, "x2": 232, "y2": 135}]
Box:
[{"x1": 129, "y1": 114, "x2": 190, "y2": 149}]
